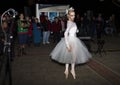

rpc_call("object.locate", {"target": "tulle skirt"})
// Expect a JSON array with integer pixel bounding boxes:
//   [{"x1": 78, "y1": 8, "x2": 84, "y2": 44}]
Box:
[{"x1": 50, "y1": 36, "x2": 92, "y2": 64}]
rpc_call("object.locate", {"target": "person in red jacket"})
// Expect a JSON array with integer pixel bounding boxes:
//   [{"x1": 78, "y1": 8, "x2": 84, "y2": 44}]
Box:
[
  {"x1": 40, "y1": 12, "x2": 46, "y2": 23},
  {"x1": 51, "y1": 17, "x2": 62, "y2": 43}
]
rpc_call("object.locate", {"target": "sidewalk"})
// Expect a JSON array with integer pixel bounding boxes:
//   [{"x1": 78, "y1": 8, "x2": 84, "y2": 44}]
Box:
[
  {"x1": 1, "y1": 35, "x2": 120, "y2": 85},
  {"x1": 91, "y1": 35, "x2": 120, "y2": 76},
  {"x1": 12, "y1": 44, "x2": 112, "y2": 85}
]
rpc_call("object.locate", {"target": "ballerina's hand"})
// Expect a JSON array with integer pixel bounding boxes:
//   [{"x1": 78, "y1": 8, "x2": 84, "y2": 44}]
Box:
[{"x1": 67, "y1": 45, "x2": 71, "y2": 52}]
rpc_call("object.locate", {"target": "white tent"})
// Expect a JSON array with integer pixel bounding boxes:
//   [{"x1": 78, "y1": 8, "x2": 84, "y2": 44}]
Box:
[{"x1": 36, "y1": 4, "x2": 69, "y2": 22}]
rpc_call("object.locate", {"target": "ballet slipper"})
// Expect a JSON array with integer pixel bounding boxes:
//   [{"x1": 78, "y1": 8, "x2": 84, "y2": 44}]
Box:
[
  {"x1": 70, "y1": 70, "x2": 76, "y2": 79},
  {"x1": 64, "y1": 70, "x2": 69, "y2": 79}
]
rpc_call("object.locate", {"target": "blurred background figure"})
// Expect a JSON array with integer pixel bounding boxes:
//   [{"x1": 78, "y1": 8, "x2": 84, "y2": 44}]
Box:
[
  {"x1": 32, "y1": 17, "x2": 42, "y2": 46},
  {"x1": 17, "y1": 13, "x2": 29, "y2": 56},
  {"x1": 42, "y1": 16, "x2": 51, "y2": 44}
]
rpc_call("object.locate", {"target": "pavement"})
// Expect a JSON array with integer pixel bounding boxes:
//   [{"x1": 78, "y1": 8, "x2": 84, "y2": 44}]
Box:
[{"x1": 0, "y1": 35, "x2": 120, "y2": 85}]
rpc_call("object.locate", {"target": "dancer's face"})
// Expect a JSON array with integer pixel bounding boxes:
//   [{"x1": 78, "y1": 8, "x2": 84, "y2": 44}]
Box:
[{"x1": 68, "y1": 11, "x2": 75, "y2": 21}]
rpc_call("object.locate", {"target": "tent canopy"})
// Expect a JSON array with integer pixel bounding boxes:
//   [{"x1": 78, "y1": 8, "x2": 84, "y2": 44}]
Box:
[{"x1": 38, "y1": 4, "x2": 69, "y2": 12}]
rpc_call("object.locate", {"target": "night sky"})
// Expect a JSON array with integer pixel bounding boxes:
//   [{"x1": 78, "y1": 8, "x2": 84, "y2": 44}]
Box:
[
  {"x1": 0, "y1": 0, "x2": 120, "y2": 18},
  {"x1": 0, "y1": 0, "x2": 27, "y2": 14}
]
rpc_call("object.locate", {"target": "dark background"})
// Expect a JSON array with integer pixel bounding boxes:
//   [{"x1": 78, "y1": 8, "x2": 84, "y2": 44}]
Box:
[{"x1": 0, "y1": 0, "x2": 120, "y2": 18}]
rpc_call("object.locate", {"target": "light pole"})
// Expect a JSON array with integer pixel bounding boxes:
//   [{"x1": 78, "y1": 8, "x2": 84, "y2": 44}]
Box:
[{"x1": 0, "y1": 8, "x2": 17, "y2": 85}]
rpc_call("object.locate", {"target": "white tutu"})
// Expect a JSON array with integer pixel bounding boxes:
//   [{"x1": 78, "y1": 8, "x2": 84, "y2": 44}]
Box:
[{"x1": 50, "y1": 37, "x2": 92, "y2": 64}]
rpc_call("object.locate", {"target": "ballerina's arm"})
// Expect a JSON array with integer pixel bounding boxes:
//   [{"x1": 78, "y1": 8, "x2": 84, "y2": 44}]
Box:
[{"x1": 64, "y1": 21, "x2": 72, "y2": 49}]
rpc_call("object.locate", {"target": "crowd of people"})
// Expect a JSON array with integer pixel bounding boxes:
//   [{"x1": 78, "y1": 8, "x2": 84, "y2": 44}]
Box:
[{"x1": 0, "y1": 12, "x2": 67, "y2": 57}]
